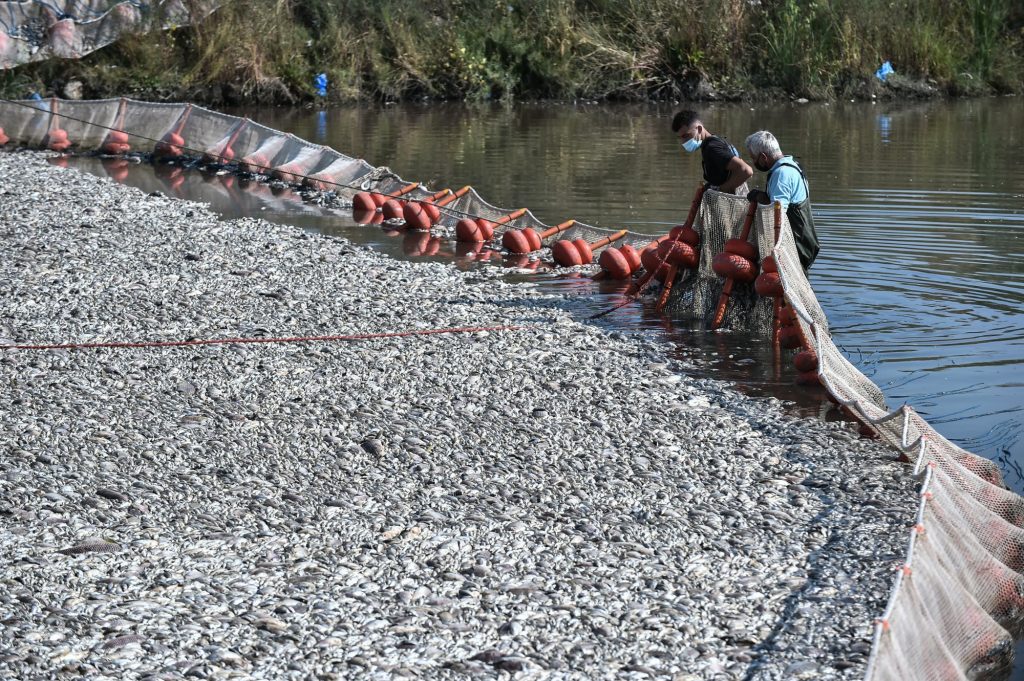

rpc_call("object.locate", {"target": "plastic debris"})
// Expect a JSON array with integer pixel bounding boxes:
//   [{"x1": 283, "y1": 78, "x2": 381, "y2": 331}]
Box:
[{"x1": 875, "y1": 61, "x2": 894, "y2": 82}]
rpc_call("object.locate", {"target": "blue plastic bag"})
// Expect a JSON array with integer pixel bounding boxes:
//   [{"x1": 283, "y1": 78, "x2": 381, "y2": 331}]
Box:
[
  {"x1": 875, "y1": 61, "x2": 894, "y2": 82},
  {"x1": 314, "y1": 73, "x2": 328, "y2": 97}
]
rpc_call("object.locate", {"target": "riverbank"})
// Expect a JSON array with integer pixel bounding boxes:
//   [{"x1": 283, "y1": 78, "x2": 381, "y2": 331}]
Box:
[
  {"x1": 1, "y1": 0, "x2": 1021, "y2": 106},
  {"x1": 0, "y1": 150, "x2": 917, "y2": 679}
]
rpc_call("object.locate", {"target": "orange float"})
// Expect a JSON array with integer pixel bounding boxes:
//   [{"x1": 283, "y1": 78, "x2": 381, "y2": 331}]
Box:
[
  {"x1": 381, "y1": 199, "x2": 403, "y2": 220},
  {"x1": 598, "y1": 244, "x2": 642, "y2": 280},
  {"x1": 154, "y1": 104, "x2": 192, "y2": 158},
  {"x1": 709, "y1": 200, "x2": 760, "y2": 329},
  {"x1": 352, "y1": 182, "x2": 419, "y2": 214},
  {"x1": 794, "y1": 349, "x2": 818, "y2": 373},
  {"x1": 755, "y1": 271, "x2": 784, "y2": 297},
  {"x1": 502, "y1": 219, "x2": 576, "y2": 253},
  {"x1": 625, "y1": 184, "x2": 706, "y2": 302},
  {"x1": 101, "y1": 99, "x2": 132, "y2": 155},
  {"x1": 44, "y1": 127, "x2": 71, "y2": 152},
  {"x1": 456, "y1": 208, "x2": 527, "y2": 243},
  {"x1": 403, "y1": 186, "x2": 470, "y2": 230},
  {"x1": 724, "y1": 238, "x2": 757, "y2": 262},
  {"x1": 712, "y1": 252, "x2": 757, "y2": 282},
  {"x1": 551, "y1": 230, "x2": 628, "y2": 267},
  {"x1": 779, "y1": 325, "x2": 802, "y2": 350},
  {"x1": 636, "y1": 235, "x2": 674, "y2": 282},
  {"x1": 670, "y1": 223, "x2": 701, "y2": 247},
  {"x1": 202, "y1": 119, "x2": 248, "y2": 165}
]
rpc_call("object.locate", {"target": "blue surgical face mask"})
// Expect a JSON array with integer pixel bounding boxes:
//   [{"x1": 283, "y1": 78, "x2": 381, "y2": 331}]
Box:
[{"x1": 682, "y1": 137, "x2": 701, "y2": 153}]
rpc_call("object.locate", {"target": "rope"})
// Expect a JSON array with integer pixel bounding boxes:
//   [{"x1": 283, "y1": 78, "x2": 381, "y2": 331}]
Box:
[{"x1": 1, "y1": 324, "x2": 529, "y2": 351}]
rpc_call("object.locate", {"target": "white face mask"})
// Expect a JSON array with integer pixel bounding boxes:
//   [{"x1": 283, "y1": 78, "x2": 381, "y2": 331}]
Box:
[{"x1": 682, "y1": 137, "x2": 701, "y2": 153}]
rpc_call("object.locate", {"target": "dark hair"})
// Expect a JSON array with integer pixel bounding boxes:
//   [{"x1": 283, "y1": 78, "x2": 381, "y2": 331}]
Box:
[{"x1": 671, "y1": 110, "x2": 700, "y2": 133}]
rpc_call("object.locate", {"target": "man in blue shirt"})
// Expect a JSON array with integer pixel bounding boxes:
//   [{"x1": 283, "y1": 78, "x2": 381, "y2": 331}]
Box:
[{"x1": 744, "y1": 130, "x2": 820, "y2": 270}]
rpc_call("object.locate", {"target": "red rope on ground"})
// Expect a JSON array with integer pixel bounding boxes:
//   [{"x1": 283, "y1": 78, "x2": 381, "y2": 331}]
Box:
[{"x1": 2, "y1": 325, "x2": 527, "y2": 351}]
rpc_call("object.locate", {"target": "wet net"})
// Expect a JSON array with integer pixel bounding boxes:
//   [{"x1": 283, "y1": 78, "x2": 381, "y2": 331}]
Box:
[
  {"x1": 0, "y1": 1, "x2": 214, "y2": 68},
  {"x1": 1, "y1": 97, "x2": 1021, "y2": 680}
]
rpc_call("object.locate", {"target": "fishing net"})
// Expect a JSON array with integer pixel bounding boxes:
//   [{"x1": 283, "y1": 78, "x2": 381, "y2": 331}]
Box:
[
  {"x1": 0, "y1": 1, "x2": 213, "y2": 68},
  {"x1": 1, "y1": 97, "x2": 1022, "y2": 680}
]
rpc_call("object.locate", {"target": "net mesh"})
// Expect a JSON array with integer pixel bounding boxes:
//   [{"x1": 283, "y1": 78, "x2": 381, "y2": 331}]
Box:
[
  {"x1": 0, "y1": 1, "x2": 213, "y2": 68},
  {"x1": 2, "y1": 97, "x2": 1022, "y2": 680}
]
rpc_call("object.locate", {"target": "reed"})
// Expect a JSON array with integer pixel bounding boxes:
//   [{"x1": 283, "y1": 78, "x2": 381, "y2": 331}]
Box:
[{"x1": 0, "y1": 0, "x2": 1020, "y2": 102}]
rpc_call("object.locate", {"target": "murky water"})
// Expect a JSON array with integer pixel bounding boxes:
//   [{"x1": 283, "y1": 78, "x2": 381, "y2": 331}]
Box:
[{"x1": 58, "y1": 98, "x2": 1024, "y2": 497}]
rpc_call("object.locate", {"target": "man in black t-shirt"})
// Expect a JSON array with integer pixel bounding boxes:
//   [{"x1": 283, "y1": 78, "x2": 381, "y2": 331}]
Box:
[{"x1": 671, "y1": 110, "x2": 752, "y2": 195}]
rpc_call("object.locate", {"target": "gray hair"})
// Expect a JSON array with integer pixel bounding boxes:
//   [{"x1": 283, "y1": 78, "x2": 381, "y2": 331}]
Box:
[{"x1": 745, "y1": 130, "x2": 782, "y2": 159}]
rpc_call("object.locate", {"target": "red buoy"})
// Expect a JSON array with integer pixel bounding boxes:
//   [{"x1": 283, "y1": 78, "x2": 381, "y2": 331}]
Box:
[
  {"x1": 455, "y1": 217, "x2": 493, "y2": 242},
  {"x1": 624, "y1": 184, "x2": 706, "y2": 308},
  {"x1": 793, "y1": 349, "x2": 819, "y2": 373},
  {"x1": 403, "y1": 201, "x2": 434, "y2": 231},
  {"x1": 669, "y1": 224, "x2": 701, "y2": 247},
  {"x1": 45, "y1": 128, "x2": 71, "y2": 152},
  {"x1": 725, "y1": 238, "x2": 757, "y2": 261},
  {"x1": 710, "y1": 199, "x2": 759, "y2": 329},
  {"x1": 658, "y1": 240, "x2": 698, "y2": 269},
  {"x1": 350, "y1": 183, "x2": 417, "y2": 218},
  {"x1": 202, "y1": 119, "x2": 247, "y2": 165},
  {"x1": 101, "y1": 129, "x2": 130, "y2": 155},
  {"x1": 457, "y1": 208, "x2": 528, "y2": 243},
  {"x1": 382, "y1": 199, "x2": 405, "y2": 221},
  {"x1": 351, "y1": 182, "x2": 421, "y2": 218},
  {"x1": 635, "y1": 235, "x2": 673, "y2": 281},
  {"x1": 154, "y1": 131, "x2": 185, "y2": 158},
  {"x1": 598, "y1": 244, "x2": 642, "y2": 279},
  {"x1": 761, "y1": 256, "x2": 778, "y2": 273},
  {"x1": 795, "y1": 370, "x2": 820, "y2": 386},
  {"x1": 352, "y1": 192, "x2": 377, "y2": 212},
  {"x1": 0, "y1": 127, "x2": 8, "y2": 146},
  {"x1": 779, "y1": 325, "x2": 802, "y2": 350},
  {"x1": 552, "y1": 230, "x2": 628, "y2": 267},
  {"x1": 712, "y1": 252, "x2": 757, "y2": 282},
  {"x1": 779, "y1": 305, "x2": 797, "y2": 326},
  {"x1": 154, "y1": 105, "x2": 192, "y2": 159},
  {"x1": 502, "y1": 219, "x2": 575, "y2": 253},
  {"x1": 755, "y1": 271, "x2": 784, "y2": 298},
  {"x1": 402, "y1": 186, "x2": 470, "y2": 231},
  {"x1": 273, "y1": 163, "x2": 307, "y2": 183}
]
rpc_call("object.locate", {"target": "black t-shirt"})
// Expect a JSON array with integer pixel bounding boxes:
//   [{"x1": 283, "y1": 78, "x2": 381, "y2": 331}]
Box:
[{"x1": 700, "y1": 135, "x2": 738, "y2": 187}]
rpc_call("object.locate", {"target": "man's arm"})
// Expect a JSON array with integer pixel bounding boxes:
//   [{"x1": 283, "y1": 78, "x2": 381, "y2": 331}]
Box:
[{"x1": 718, "y1": 156, "x2": 753, "y2": 193}]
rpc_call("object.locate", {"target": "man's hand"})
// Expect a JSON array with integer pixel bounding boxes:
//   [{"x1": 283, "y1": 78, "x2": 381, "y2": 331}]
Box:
[{"x1": 746, "y1": 189, "x2": 770, "y2": 205}]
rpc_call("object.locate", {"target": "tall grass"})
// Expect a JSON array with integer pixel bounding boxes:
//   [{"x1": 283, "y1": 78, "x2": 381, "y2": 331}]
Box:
[{"x1": 1, "y1": 0, "x2": 1021, "y2": 102}]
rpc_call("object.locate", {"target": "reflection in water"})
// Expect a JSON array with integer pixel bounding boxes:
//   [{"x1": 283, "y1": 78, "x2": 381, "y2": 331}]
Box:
[
  {"x1": 55, "y1": 97, "x2": 1024, "y2": 497},
  {"x1": 877, "y1": 114, "x2": 891, "y2": 144}
]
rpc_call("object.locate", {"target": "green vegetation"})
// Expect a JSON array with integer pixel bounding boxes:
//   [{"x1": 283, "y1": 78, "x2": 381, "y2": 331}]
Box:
[{"x1": 2, "y1": 0, "x2": 1022, "y2": 103}]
